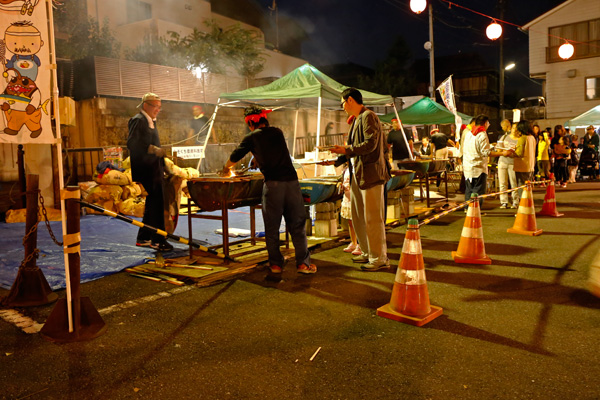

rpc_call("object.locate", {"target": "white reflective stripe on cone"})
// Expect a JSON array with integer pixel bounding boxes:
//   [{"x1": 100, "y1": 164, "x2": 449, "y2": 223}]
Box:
[
  {"x1": 518, "y1": 206, "x2": 535, "y2": 215},
  {"x1": 467, "y1": 206, "x2": 480, "y2": 217},
  {"x1": 395, "y1": 268, "x2": 427, "y2": 285},
  {"x1": 401, "y1": 238, "x2": 422, "y2": 255},
  {"x1": 461, "y1": 226, "x2": 483, "y2": 239}
]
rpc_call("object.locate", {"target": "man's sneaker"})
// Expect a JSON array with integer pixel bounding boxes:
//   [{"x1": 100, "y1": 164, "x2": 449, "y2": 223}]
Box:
[
  {"x1": 297, "y1": 263, "x2": 317, "y2": 274},
  {"x1": 361, "y1": 259, "x2": 391, "y2": 272},
  {"x1": 352, "y1": 254, "x2": 369, "y2": 263},
  {"x1": 500, "y1": 203, "x2": 508, "y2": 209},
  {"x1": 510, "y1": 204, "x2": 518, "y2": 209},
  {"x1": 136, "y1": 240, "x2": 152, "y2": 248},
  {"x1": 150, "y1": 241, "x2": 174, "y2": 252},
  {"x1": 269, "y1": 265, "x2": 282, "y2": 274}
]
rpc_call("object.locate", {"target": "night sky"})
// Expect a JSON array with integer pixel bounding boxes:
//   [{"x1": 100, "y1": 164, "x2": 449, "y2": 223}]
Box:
[{"x1": 274, "y1": 0, "x2": 565, "y2": 99}]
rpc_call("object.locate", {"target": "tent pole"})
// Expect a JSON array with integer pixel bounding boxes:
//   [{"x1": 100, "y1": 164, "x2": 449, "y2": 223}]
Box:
[
  {"x1": 393, "y1": 103, "x2": 414, "y2": 160},
  {"x1": 197, "y1": 98, "x2": 221, "y2": 171},
  {"x1": 292, "y1": 101, "x2": 299, "y2": 158},
  {"x1": 47, "y1": 0, "x2": 73, "y2": 332},
  {"x1": 314, "y1": 97, "x2": 322, "y2": 175}
]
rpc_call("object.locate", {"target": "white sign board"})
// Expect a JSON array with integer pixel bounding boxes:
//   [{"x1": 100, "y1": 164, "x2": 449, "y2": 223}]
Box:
[{"x1": 172, "y1": 146, "x2": 205, "y2": 160}]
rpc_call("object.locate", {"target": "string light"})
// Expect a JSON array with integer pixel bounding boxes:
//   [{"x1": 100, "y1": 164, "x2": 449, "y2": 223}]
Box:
[
  {"x1": 410, "y1": 0, "x2": 427, "y2": 14},
  {"x1": 486, "y1": 20, "x2": 503, "y2": 40},
  {"x1": 558, "y1": 41, "x2": 575, "y2": 60},
  {"x1": 409, "y1": 0, "x2": 594, "y2": 61}
]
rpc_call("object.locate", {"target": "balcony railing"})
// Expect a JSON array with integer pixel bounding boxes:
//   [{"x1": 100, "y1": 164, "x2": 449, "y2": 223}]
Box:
[{"x1": 546, "y1": 40, "x2": 600, "y2": 63}]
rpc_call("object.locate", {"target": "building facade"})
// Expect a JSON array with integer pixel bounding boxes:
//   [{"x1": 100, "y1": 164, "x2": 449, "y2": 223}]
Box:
[{"x1": 523, "y1": 0, "x2": 600, "y2": 123}]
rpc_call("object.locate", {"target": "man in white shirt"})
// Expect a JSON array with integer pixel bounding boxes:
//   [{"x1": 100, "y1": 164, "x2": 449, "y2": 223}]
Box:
[{"x1": 462, "y1": 114, "x2": 511, "y2": 208}]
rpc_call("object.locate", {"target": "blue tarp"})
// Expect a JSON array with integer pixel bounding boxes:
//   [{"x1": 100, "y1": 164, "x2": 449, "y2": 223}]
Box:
[{"x1": 0, "y1": 207, "x2": 268, "y2": 290}]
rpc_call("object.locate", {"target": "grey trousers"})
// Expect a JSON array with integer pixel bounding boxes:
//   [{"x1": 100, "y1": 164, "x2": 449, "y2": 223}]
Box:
[
  {"x1": 262, "y1": 180, "x2": 310, "y2": 267},
  {"x1": 350, "y1": 174, "x2": 387, "y2": 263}
]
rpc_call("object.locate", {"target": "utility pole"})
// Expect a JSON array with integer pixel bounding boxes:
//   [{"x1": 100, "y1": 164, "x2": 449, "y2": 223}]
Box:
[
  {"x1": 428, "y1": 3, "x2": 435, "y2": 100},
  {"x1": 498, "y1": 0, "x2": 506, "y2": 120},
  {"x1": 269, "y1": 0, "x2": 279, "y2": 50}
]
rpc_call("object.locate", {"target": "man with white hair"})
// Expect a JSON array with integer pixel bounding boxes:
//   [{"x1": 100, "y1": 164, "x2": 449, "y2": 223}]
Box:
[{"x1": 127, "y1": 93, "x2": 173, "y2": 252}]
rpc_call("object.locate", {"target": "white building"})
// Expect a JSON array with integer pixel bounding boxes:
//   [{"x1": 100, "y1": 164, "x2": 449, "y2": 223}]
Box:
[
  {"x1": 522, "y1": 0, "x2": 600, "y2": 127},
  {"x1": 83, "y1": 0, "x2": 306, "y2": 78}
]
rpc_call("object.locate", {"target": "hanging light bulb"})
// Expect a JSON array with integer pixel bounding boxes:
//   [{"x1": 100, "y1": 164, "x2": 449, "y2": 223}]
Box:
[
  {"x1": 410, "y1": 0, "x2": 427, "y2": 14},
  {"x1": 558, "y1": 41, "x2": 575, "y2": 60},
  {"x1": 486, "y1": 21, "x2": 502, "y2": 40}
]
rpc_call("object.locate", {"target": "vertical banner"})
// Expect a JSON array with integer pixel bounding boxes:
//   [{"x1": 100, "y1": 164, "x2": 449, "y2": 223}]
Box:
[
  {"x1": 0, "y1": 0, "x2": 53, "y2": 144},
  {"x1": 436, "y1": 75, "x2": 456, "y2": 115},
  {"x1": 437, "y1": 75, "x2": 462, "y2": 142}
]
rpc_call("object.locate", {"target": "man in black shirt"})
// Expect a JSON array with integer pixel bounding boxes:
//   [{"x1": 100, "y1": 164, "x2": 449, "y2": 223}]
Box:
[
  {"x1": 387, "y1": 118, "x2": 413, "y2": 168},
  {"x1": 222, "y1": 106, "x2": 316, "y2": 275}
]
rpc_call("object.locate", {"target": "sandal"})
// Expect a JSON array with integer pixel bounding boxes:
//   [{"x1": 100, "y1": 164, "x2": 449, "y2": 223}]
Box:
[
  {"x1": 351, "y1": 245, "x2": 362, "y2": 256},
  {"x1": 343, "y1": 243, "x2": 357, "y2": 253},
  {"x1": 297, "y1": 263, "x2": 317, "y2": 274}
]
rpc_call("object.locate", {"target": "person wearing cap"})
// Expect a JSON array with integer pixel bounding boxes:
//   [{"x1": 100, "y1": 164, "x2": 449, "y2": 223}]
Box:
[
  {"x1": 330, "y1": 87, "x2": 391, "y2": 272},
  {"x1": 222, "y1": 106, "x2": 316, "y2": 275},
  {"x1": 127, "y1": 93, "x2": 173, "y2": 252},
  {"x1": 187, "y1": 105, "x2": 212, "y2": 145},
  {"x1": 386, "y1": 118, "x2": 413, "y2": 168},
  {"x1": 583, "y1": 125, "x2": 599, "y2": 153}
]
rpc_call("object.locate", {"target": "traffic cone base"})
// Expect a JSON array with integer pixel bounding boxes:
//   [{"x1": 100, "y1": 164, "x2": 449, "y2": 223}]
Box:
[
  {"x1": 507, "y1": 226, "x2": 543, "y2": 236},
  {"x1": 452, "y1": 250, "x2": 491, "y2": 264},
  {"x1": 377, "y1": 303, "x2": 443, "y2": 327}
]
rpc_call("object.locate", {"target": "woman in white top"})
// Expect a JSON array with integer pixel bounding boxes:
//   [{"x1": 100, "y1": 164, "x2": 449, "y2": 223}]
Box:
[{"x1": 497, "y1": 121, "x2": 520, "y2": 208}]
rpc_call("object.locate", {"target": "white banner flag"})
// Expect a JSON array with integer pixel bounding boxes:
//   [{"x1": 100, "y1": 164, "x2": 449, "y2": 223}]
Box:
[
  {"x1": 436, "y1": 75, "x2": 457, "y2": 115},
  {"x1": 0, "y1": 1, "x2": 54, "y2": 144}
]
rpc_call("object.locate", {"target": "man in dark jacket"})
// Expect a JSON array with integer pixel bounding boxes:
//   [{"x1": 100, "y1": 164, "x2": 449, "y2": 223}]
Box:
[
  {"x1": 127, "y1": 93, "x2": 173, "y2": 252},
  {"x1": 330, "y1": 88, "x2": 391, "y2": 271},
  {"x1": 222, "y1": 106, "x2": 316, "y2": 275}
]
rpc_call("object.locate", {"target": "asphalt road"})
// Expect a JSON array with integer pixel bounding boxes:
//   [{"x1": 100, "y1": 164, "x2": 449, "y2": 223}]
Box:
[{"x1": 1, "y1": 182, "x2": 600, "y2": 400}]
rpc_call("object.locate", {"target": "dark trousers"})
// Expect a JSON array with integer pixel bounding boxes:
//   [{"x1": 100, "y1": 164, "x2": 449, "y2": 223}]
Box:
[
  {"x1": 554, "y1": 158, "x2": 568, "y2": 183},
  {"x1": 137, "y1": 179, "x2": 166, "y2": 244},
  {"x1": 465, "y1": 173, "x2": 487, "y2": 207},
  {"x1": 262, "y1": 180, "x2": 310, "y2": 267}
]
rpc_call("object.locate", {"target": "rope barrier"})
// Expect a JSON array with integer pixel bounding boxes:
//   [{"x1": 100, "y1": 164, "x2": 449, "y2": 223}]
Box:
[{"x1": 418, "y1": 179, "x2": 552, "y2": 227}]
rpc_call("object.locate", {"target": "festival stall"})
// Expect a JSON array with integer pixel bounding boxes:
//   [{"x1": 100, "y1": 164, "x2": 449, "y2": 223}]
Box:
[{"x1": 565, "y1": 104, "x2": 600, "y2": 128}]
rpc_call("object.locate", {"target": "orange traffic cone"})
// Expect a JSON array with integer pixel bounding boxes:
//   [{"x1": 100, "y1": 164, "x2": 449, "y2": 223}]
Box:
[
  {"x1": 537, "y1": 174, "x2": 563, "y2": 217},
  {"x1": 452, "y1": 194, "x2": 491, "y2": 264},
  {"x1": 589, "y1": 250, "x2": 600, "y2": 298},
  {"x1": 508, "y1": 182, "x2": 543, "y2": 236},
  {"x1": 377, "y1": 218, "x2": 442, "y2": 327}
]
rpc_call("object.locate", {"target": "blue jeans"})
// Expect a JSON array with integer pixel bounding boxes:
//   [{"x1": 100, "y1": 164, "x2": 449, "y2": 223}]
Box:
[
  {"x1": 262, "y1": 180, "x2": 310, "y2": 267},
  {"x1": 465, "y1": 173, "x2": 487, "y2": 207}
]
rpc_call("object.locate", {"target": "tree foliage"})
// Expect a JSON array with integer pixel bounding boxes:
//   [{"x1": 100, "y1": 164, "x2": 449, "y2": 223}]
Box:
[
  {"x1": 358, "y1": 36, "x2": 415, "y2": 97},
  {"x1": 126, "y1": 20, "x2": 266, "y2": 78},
  {"x1": 54, "y1": 2, "x2": 120, "y2": 60}
]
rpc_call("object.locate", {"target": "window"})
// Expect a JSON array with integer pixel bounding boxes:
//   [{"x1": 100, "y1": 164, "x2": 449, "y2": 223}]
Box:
[
  {"x1": 586, "y1": 76, "x2": 600, "y2": 101},
  {"x1": 127, "y1": 0, "x2": 152, "y2": 23},
  {"x1": 547, "y1": 18, "x2": 600, "y2": 62}
]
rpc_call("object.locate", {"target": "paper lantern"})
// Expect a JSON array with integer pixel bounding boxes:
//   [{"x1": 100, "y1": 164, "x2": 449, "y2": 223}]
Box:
[
  {"x1": 486, "y1": 21, "x2": 502, "y2": 40},
  {"x1": 410, "y1": 0, "x2": 427, "y2": 14},
  {"x1": 558, "y1": 42, "x2": 574, "y2": 60}
]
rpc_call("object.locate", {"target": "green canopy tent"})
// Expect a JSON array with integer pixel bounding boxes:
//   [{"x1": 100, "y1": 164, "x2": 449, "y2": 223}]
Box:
[
  {"x1": 379, "y1": 97, "x2": 471, "y2": 125},
  {"x1": 198, "y1": 63, "x2": 398, "y2": 168},
  {"x1": 565, "y1": 104, "x2": 600, "y2": 128}
]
